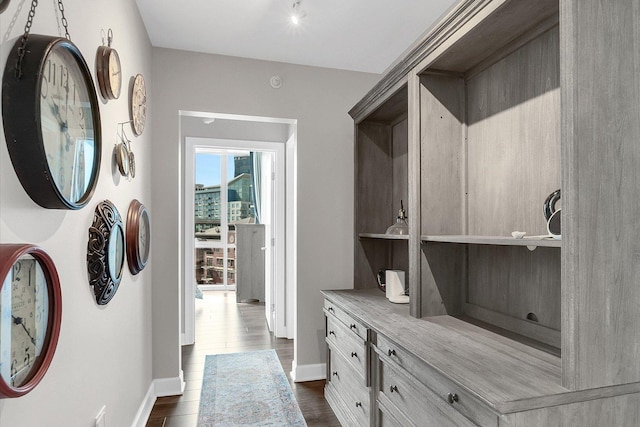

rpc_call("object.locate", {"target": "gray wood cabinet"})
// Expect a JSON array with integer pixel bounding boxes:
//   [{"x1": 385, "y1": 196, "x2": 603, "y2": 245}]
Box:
[{"x1": 326, "y1": 0, "x2": 640, "y2": 425}]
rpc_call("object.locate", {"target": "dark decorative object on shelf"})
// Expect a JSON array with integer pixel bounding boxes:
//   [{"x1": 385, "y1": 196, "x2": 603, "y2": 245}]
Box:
[
  {"x1": 544, "y1": 189, "x2": 561, "y2": 238},
  {"x1": 87, "y1": 200, "x2": 125, "y2": 305},
  {"x1": 0, "y1": 244, "x2": 62, "y2": 398}
]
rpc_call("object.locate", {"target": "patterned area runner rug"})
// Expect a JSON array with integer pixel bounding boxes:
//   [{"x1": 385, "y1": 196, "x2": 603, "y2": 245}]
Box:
[{"x1": 197, "y1": 349, "x2": 307, "y2": 426}]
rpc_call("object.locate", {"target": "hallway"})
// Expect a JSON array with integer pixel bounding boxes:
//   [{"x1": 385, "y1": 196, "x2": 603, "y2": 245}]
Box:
[{"x1": 146, "y1": 291, "x2": 339, "y2": 426}]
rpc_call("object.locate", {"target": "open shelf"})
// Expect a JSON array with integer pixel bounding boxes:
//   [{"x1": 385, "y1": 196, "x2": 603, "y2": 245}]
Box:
[
  {"x1": 421, "y1": 235, "x2": 561, "y2": 248},
  {"x1": 359, "y1": 233, "x2": 409, "y2": 241}
]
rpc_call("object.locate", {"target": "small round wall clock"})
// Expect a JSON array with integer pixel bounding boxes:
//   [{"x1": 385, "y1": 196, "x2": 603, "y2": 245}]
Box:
[
  {"x1": 87, "y1": 200, "x2": 125, "y2": 305},
  {"x1": 126, "y1": 199, "x2": 150, "y2": 275},
  {"x1": 2, "y1": 34, "x2": 102, "y2": 209},
  {"x1": 0, "y1": 244, "x2": 63, "y2": 398},
  {"x1": 96, "y1": 29, "x2": 122, "y2": 100},
  {"x1": 130, "y1": 74, "x2": 146, "y2": 136}
]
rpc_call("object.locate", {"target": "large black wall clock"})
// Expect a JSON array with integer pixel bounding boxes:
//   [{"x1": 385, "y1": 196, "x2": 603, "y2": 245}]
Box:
[
  {"x1": 87, "y1": 200, "x2": 125, "y2": 305},
  {"x1": 2, "y1": 31, "x2": 102, "y2": 209},
  {"x1": 0, "y1": 244, "x2": 63, "y2": 398}
]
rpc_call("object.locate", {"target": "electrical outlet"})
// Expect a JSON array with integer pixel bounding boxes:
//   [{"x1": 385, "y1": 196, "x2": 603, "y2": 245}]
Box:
[{"x1": 95, "y1": 406, "x2": 106, "y2": 427}]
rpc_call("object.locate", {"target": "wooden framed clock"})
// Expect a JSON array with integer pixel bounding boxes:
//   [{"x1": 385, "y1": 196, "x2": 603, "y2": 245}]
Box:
[
  {"x1": 126, "y1": 199, "x2": 150, "y2": 275},
  {"x1": 130, "y1": 74, "x2": 146, "y2": 136},
  {"x1": 96, "y1": 29, "x2": 122, "y2": 100},
  {"x1": 0, "y1": 244, "x2": 63, "y2": 398}
]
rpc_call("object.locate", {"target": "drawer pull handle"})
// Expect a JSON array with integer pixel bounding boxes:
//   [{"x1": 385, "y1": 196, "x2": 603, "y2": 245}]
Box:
[
  {"x1": 332, "y1": 371, "x2": 338, "y2": 377},
  {"x1": 355, "y1": 402, "x2": 362, "y2": 408},
  {"x1": 388, "y1": 349, "x2": 396, "y2": 356},
  {"x1": 447, "y1": 393, "x2": 459, "y2": 404},
  {"x1": 329, "y1": 330, "x2": 335, "y2": 336},
  {"x1": 328, "y1": 307, "x2": 334, "y2": 312},
  {"x1": 351, "y1": 352, "x2": 358, "y2": 358},
  {"x1": 350, "y1": 324, "x2": 357, "y2": 329},
  {"x1": 389, "y1": 385, "x2": 398, "y2": 393}
]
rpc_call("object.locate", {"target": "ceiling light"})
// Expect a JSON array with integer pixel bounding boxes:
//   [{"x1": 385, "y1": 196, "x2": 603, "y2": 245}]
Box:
[{"x1": 291, "y1": 1, "x2": 306, "y2": 25}]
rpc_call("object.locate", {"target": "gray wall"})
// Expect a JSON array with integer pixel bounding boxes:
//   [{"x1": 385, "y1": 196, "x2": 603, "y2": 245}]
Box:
[
  {"x1": 0, "y1": 1, "x2": 153, "y2": 426},
  {"x1": 151, "y1": 47, "x2": 380, "y2": 376}
]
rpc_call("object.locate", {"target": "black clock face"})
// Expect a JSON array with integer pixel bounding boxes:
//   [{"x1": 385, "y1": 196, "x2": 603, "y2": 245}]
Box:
[{"x1": 40, "y1": 43, "x2": 98, "y2": 204}]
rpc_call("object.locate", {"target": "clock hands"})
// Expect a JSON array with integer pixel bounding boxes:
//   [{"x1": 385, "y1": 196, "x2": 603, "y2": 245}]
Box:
[{"x1": 11, "y1": 315, "x2": 36, "y2": 346}]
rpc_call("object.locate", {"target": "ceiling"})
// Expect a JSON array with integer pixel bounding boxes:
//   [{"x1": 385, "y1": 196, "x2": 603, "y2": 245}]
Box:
[{"x1": 135, "y1": 0, "x2": 459, "y2": 74}]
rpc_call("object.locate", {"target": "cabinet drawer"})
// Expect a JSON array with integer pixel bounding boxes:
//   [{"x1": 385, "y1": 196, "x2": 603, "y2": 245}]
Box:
[
  {"x1": 379, "y1": 358, "x2": 476, "y2": 427},
  {"x1": 324, "y1": 299, "x2": 368, "y2": 340},
  {"x1": 328, "y1": 348, "x2": 370, "y2": 426},
  {"x1": 376, "y1": 334, "x2": 498, "y2": 427},
  {"x1": 327, "y1": 315, "x2": 367, "y2": 379}
]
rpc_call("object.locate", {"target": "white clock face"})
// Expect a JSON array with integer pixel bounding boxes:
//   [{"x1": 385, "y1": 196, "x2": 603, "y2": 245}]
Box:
[
  {"x1": 0, "y1": 256, "x2": 49, "y2": 388},
  {"x1": 39, "y1": 43, "x2": 97, "y2": 204},
  {"x1": 131, "y1": 74, "x2": 146, "y2": 135},
  {"x1": 107, "y1": 49, "x2": 122, "y2": 99},
  {"x1": 139, "y1": 210, "x2": 150, "y2": 262}
]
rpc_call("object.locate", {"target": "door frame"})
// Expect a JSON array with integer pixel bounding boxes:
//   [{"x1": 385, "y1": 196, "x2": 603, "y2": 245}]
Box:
[{"x1": 180, "y1": 111, "x2": 296, "y2": 345}]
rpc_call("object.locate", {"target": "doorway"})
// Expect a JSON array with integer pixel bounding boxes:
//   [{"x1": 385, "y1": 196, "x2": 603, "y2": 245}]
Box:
[{"x1": 180, "y1": 112, "x2": 296, "y2": 346}]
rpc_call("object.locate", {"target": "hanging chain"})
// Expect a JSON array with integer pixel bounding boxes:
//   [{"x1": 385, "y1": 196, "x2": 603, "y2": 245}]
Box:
[
  {"x1": 14, "y1": 0, "x2": 70, "y2": 79},
  {"x1": 15, "y1": 0, "x2": 38, "y2": 78},
  {"x1": 56, "y1": 0, "x2": 70, "y2": 40}
]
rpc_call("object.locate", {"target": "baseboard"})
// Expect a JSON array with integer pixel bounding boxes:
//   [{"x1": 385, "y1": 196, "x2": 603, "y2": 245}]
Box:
[
  {"x1": 291, "y1": 360, "x2": 326, "y2": 383},
  {"x1": 130, "y1": 383, "x2": 156, "y2": 427},
  {"x1": 132, "y1": 372, "x2": 186, "y2": 426},
  {"x1": 153, "y1": 371, "x2": 186, "y2": 397}
]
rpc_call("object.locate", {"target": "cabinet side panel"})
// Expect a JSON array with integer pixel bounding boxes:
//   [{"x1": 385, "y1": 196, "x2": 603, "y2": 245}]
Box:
[
  {"x1": 466, "y1": 27, "x2": 560, "y2": 236},
  {"x1": 355, "y1": 123, "x2": 393, "y2": 288},
  {"x1": 562, "y1": 0, "x2": 640, "y2": 389},
  {"x1": 419, "y1": 74, "x2": 465, "y2": 316},
  {"x1": 419, "y1": 74, "x2": 465, "y2": 235}
]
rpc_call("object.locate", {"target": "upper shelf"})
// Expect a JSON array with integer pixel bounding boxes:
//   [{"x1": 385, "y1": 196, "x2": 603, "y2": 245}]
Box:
[
  {"x1": 359, "y1": 233, "x2": 409, "y2": 241},
  {"x1": 421, "y1": 235, "x2": 561, "y2": 248}
]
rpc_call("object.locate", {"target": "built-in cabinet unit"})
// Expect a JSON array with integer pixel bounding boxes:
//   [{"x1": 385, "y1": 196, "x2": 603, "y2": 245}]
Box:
[{"x1": 325, "y1": 0, "x2": 640, "y2": 425}]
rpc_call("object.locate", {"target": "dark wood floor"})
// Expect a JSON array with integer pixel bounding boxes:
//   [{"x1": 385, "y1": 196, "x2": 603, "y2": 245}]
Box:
[{"x1": 146, "y1": 290, "x2": 340, "y2": 427}]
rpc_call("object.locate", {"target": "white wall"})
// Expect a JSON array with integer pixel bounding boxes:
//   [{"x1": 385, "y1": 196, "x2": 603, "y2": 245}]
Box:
[
  {"x1": 151, "y1": 48, "x2": 380, "y2": 378},
  {"x1": 0, "y1": 1, "x2": 153, "y2": 426}
]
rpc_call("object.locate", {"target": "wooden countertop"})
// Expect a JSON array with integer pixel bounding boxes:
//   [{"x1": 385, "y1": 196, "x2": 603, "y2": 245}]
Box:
[{"x1": 322, "y1": 289, "x2": 575, "y2": 414}]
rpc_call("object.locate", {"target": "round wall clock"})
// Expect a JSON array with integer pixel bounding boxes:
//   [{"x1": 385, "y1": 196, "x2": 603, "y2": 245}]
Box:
[
  {"x1": 0, "y1": 244, "x2": 63, "y2": 398},
  {"x1": 87, "y1": 200, "x2": 125, "y2": 305},
  {"x1": 130, "y1": 74, "x2": 146, "y2": 136},
  {"x1": 96, "y1": 29, "x2": 122, "y2": 100},
  {"x1": 126, "y1": 199, "x2": 150, "y2": 275},
  {"x1": 2, "y1": 35, "x2": 102, "y2": 210}
]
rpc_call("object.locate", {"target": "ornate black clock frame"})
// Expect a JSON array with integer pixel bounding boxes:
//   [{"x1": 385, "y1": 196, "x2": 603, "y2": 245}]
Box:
[{"x1": 87, "y1": 200, "x2": 125, "y2": 305}]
